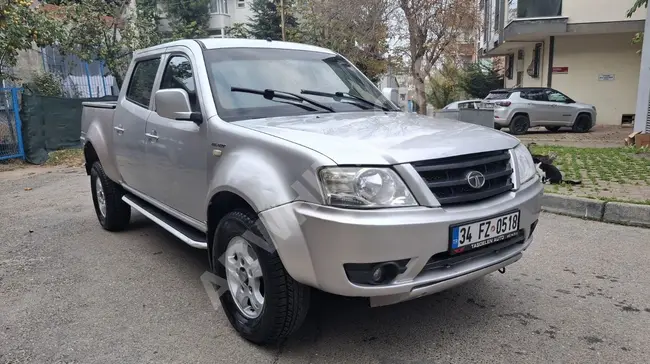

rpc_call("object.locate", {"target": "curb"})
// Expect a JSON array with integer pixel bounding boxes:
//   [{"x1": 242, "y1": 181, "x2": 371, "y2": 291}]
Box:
[{"x1": 541, "y1": 193, "x2": 650, "y2": 228}]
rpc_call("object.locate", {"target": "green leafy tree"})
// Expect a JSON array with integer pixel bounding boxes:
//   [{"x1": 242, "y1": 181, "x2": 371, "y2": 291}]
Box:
[
  {"x1": 0, "y1": 0, "x2": 62, "y2": 82},
  {"x1": 161, "y1": 0, "x2": 210, "y2": 39},
  {"x1": 30, "y1": 71, "x2": 65, "y2": 97},
  {"x1": 225, "y1": 22, "x2": 250, "y2": 38},
  {"x1": 459, "y1": 62, "x2": 504, "y2": 99},
  {"x1": 248, "y1": 0, "x2": 297, "y2": 40},
  {"x1": 58, "y1": 0, "x2": 161, "y2": 88},
  {"x1": 628, "y1": 0, "x2": 647, "y2": 46},
  {"x1": 426, "y1": 62, "x2": 462, "y2": 109}
]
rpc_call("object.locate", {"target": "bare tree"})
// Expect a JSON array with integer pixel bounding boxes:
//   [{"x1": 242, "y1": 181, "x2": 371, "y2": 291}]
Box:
[
  {"x1": 396, "y1": 0, "x2": 479, "y2": 115},
  {"x1": 297, "y1": 0, "x2": 393, "y2": 83}
]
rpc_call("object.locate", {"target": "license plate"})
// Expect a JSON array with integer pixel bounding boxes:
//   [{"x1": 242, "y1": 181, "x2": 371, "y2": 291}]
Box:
[{"x1": 450, "y1": 211, "x2": 520, "y2": 255}]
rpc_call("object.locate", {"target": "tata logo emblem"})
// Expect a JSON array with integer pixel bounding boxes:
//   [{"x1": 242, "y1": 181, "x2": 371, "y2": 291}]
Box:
[{"x1": 466, "y1": 170, "x2": 486, "y2": 189}]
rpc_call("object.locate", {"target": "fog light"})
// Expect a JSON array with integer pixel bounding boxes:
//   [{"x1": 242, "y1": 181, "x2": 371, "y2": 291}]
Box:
[{"x1": 371, "y1": 266, "x2": 385, "y2": 283}]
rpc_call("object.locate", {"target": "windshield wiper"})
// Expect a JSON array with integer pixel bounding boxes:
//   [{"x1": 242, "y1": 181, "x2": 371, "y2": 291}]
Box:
[
  {"x1": 231, "y1": 87, "x2": 335, "y2": 113},
  {"x1": 300, "y1": 89, "x2": 394, "y2": 112}
]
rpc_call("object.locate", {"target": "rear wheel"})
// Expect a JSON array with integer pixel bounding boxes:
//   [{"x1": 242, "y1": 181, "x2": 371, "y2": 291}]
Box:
[
  {"x1": 90, "y1": 161, "x2": 131, "y2": 231},
  {"x1": 509, "y1": 115, "x2": 530, "y2": 135},
  {"x1": 214, "y1": 210, "x2": 310, "y2": 345},
  {"x1": 572, "y1": 114, "x2": 593, "y2": 133},
  {"x1": 545, "y1": 126, "x2": 561, "y2": 132}
]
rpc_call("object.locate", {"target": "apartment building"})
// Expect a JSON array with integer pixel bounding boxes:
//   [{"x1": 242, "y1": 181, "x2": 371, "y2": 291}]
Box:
[
  {"x1": 207, "y1": 0, "x2": 253, "y2": 37},
  {"x1": 159, "y1": 0, "x2": 252, "y2": 37},
  {"x1": 479, "y1": 0, "x2": 645, "y2": 125}
]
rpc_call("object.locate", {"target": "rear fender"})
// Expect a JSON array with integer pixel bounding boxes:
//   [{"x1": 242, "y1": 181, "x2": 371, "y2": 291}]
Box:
[{"x1": 84, "y1": 121, "x2": 121, "y2": 182}]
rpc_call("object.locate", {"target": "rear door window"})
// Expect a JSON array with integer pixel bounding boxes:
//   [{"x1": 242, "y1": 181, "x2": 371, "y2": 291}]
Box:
[
  {"x1": 126, "y1": 58, "x2": 161, "y2": 108},
  {"x1": 522, "y1": 89, "x2": 548, "y2": 101},
  {"x1": 485, "y1": 92, "x2": 510, "y2": 100}
]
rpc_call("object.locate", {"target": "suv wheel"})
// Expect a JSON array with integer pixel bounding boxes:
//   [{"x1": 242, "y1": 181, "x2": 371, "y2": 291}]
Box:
[
  {"x1": 90, "y1": 161, "x2": 131, "y2": 231},
  {"x1": 509, "y1": 115, "x2": 530, "y2": 135},
  {"x1": 214, "y1": 210, "x2": 310, "y2": 345},
  {"x1": 545, "y1": 126, "x2": 561, "y2": 132},
  {"x1": 572, "y1": 114, "x2": 593, "y2": 133}
]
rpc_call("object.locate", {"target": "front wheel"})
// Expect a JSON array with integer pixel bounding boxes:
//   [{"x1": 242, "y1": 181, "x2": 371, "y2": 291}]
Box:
[
  {"x1": 214, "y1": 210, "x2": 310, "y2": 345},
  {"x1": 90, "y1": 161, "x2": 131, "y2": 231}
]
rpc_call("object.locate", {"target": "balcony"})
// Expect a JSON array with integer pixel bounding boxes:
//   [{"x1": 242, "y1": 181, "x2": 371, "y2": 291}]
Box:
[{"x1": 209, "y1": 0, "x2": 231, "y2": 30}]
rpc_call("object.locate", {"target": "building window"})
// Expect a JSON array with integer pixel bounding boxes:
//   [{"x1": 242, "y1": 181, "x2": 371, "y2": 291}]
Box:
[
  {"x1": 210, "y1": 0, "x2": 228, "y2": 14},
  {"x1": 527, "y1": 43, "x2": 542, "y2": 79},
  {"x1": 514, "y1": 0, "x2": 562, "y2": 19},
  {"x1": 506, "y1": 54, "x2": 514, "y2": 79},
  {"x1": 516, "y1": 71, "x2": 523, "y2": 86},
  {"x1": 237, "y1": 0, "x2": 246, "y2": 8}
]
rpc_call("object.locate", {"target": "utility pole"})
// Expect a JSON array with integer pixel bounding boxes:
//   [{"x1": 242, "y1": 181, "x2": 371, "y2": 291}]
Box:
[{"x1": 280, "y1": 0, "x2": 286, "y2": 41}]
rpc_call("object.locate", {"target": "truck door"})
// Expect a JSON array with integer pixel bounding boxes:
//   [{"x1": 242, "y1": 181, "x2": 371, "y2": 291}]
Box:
[
  {"x1": 144, "y1": 51, "x2": 208, "y2": 222},
  {"x1": 112, "y1": 56, "x2": 162, "y2": 194}
]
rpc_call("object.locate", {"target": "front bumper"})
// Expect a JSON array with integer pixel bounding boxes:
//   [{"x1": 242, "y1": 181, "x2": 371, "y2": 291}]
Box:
[{"x1": 258, "y1": 179, "x2": 543, "y2": 306}]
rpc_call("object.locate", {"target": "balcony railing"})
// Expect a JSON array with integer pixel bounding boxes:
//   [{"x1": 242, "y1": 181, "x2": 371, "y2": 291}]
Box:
[
  {"x1": 210, "y1": 0, "x2": 228, "y2": 14},
  {"x1": 507, "y1": 0, "x2": 562, "y2": 23}
]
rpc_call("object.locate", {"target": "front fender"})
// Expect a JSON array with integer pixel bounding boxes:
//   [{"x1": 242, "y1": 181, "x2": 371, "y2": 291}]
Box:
[
  {"x1": 85, "y1": 121, "x2": 121, "y2": 182},
  {"x1": 205, "y1": 148, "x2": 323, "y2": 214}
]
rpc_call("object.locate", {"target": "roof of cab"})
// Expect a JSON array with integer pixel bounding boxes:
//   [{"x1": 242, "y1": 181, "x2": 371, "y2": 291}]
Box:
[{"x1": 134, "y1": 38, "x2": 336, "y2": 56}]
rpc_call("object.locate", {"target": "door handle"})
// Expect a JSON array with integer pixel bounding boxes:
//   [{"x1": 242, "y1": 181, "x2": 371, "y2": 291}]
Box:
[
  {"x1": 145, "y1": 130, "x2": 159, "y2": 141},
  {"x1": 114, "y1": 125, "x2": 125, "y2": 134}
]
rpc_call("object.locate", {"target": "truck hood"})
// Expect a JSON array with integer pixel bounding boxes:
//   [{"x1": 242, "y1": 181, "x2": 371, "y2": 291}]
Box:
[{"x1": 232, "y1": 112, "x2": 521, "y2": 165}]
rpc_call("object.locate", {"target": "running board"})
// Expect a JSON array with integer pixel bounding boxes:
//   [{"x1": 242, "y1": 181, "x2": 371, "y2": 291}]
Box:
[{"x1": 122, "y1": 195, "x2": 208, "y2": 249}]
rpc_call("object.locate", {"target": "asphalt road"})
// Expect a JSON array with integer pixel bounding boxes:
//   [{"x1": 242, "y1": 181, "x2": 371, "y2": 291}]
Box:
[{"x1": 1, "y1": 168, "x2": 649, "y2": 364}]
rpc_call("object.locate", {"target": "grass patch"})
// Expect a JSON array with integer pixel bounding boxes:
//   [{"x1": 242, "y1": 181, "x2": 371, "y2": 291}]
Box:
[
  {"x1": 532, "y1": 145, "x2": 650, "y2": 204},
  {"x1": 44, "y1": 148, "x2": 84, "y2": 167}
]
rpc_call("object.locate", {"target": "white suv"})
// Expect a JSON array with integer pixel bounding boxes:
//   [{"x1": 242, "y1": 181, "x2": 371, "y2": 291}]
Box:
[{"x1": 484, "y1": 88, "x2": 597, "y2": 135}]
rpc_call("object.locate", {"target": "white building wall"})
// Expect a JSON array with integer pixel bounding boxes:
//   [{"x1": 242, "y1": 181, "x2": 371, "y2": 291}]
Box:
[
  {"x1": 634, "y1": 5, "x2": 650, "y2": 132},
  {"x1": 553, "y1": 33, "x2": 642, "y2": 125},
  {"x1": 562, "y1": 0, "x2": 645, "y2": 23},
  {"x1": 230, "y1": 0, "x2": 253, "y2": 24}
]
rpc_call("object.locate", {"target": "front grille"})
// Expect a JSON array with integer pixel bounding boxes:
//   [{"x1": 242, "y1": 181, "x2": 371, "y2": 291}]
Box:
[{"x1": 412, "y1": 150, "x2": 514, "y2": 206}]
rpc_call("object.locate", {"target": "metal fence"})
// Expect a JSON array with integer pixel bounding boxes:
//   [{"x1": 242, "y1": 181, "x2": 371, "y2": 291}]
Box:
[
  {"x1": 0, "y1": 88, "x2": 25, "y2": 161},
  {"x1": 40, "y1": 46, "x2": 118, "y2": 98}
]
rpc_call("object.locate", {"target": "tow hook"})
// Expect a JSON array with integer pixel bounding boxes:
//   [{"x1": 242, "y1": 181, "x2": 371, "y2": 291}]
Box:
[{"x1": 498, "y1": 267, "x2": 506, "y2": 274}]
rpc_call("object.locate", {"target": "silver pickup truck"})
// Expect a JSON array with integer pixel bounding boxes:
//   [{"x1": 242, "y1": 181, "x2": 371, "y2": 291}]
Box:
[{"x1": 80, "y1": 39, "x2": 543, "y2": 344}]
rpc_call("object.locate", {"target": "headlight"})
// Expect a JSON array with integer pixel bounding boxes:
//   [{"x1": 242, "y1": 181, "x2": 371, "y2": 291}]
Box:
[
  {"x1": 513, "y1": 144, "x2": 537, "y2": 185},
  {"x1": 319, "y1": 167, "x2": 418, "y2": 208}
]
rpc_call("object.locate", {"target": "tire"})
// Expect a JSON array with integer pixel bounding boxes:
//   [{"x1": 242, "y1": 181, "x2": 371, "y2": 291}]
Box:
[
  {"x1": 214, "y1": 209, "x2": 310, "y2": 345},
  {"x1": 545, "y1": 126, "x2": 561, "y2": 132},
  {"x1": 572, "y1": 114, "x2": 593, "y2": 133},
  {"x1": 90, "y1": 161, "x2": 131, "y2": 231},
  {"x1": 509, "y1": 115, "x2": 530, "y2": 135}
]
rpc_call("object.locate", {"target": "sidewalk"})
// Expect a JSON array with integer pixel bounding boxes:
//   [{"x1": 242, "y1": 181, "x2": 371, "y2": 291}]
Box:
[{"x1": 519, "y1": 125, "x2": 631, "y2": 148}]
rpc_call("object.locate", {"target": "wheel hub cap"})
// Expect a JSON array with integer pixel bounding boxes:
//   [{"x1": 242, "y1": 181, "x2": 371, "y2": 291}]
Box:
[
  {"x1": 95, "y1": 178, "x2": 106, "y2": 217},
  {"x1": 225, "y1": 236, "x2": 265, "y2": 319}
]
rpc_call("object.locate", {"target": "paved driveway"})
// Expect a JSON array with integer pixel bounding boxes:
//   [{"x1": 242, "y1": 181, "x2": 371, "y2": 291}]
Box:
[{"x1": 1, "y1": 168, "x2": 649, "y2": 364}]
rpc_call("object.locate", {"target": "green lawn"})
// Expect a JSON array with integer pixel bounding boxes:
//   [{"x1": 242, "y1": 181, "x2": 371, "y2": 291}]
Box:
[{"x1": 529, "y1": 145, "x2": 650, "y2": 204}]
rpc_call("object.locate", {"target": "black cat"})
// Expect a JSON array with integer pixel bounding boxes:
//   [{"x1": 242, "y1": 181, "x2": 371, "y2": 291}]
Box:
[{"x1": 527, "y1": 143, "x2": 581, "y2": 185}]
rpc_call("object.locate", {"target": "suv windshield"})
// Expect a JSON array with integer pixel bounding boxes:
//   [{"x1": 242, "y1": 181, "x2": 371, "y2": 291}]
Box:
[
  {"x1": 485, "y1": 91, "x2": 511, "y2": 100},
  {"x1": 204, "y1": 48, "x2": 399, "y2": 121}
]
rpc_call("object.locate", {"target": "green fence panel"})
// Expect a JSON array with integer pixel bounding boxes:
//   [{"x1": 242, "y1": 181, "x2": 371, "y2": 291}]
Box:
[{"x1": 20, "y1": 93, "x2": 117, "y2": 164}]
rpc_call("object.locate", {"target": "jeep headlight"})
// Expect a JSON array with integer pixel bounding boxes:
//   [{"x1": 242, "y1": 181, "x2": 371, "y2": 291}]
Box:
[
  {"x1": 319, "y1": 167, "x2": 418, "y2": 208},
  {"x1": 513, "y1": 144, "x2": 537, "y2": 185}
]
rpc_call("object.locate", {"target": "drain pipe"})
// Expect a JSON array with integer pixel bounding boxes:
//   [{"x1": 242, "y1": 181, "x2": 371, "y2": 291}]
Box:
[{"x1": 547, "y1": 36, "x2": 555, "y2": 88}]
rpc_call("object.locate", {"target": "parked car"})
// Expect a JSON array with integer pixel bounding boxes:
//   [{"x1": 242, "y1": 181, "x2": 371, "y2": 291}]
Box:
[
  {"x1": 483, "y1": 87, "x2": 597, "y2": 135},
  {"x1": 80, "y1": 39, "x2": 543, "y2": 345},
  {"x1": 442, "y1": 99, "x2": 484, "y2": 110}
]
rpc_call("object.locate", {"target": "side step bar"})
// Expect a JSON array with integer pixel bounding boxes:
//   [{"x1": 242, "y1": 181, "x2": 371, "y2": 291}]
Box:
[{"x1": 122, "y1": 195, "x2": 208, "y2": 249}]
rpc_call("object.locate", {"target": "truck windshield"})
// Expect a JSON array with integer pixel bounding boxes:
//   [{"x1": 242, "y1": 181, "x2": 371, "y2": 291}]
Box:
[{"x1": 203, "y1": 48, "x2": 399, "y2": 121}]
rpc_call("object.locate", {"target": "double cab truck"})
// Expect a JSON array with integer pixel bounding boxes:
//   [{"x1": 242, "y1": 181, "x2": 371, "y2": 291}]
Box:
[{"x1": 80, "y1": 39, "x2": 543, "y2": 344}]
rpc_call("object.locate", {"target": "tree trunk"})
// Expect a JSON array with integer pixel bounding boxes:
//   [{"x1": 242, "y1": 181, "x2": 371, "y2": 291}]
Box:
[{"x1": 412, "y1": 58, "x2": 427, "y2": 115}]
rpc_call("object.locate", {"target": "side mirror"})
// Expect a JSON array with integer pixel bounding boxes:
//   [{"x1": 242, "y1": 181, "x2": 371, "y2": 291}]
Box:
[{"x1": 154, "y1": 89, "x2": 203, "y2": 124}]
